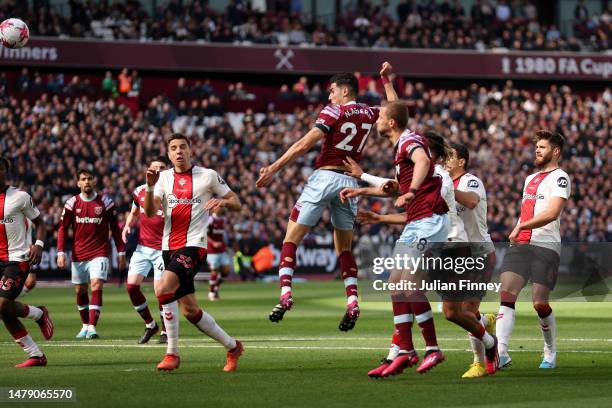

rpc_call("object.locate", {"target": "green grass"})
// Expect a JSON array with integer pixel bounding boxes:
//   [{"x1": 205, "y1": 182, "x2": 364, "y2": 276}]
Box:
[{"x1": 1, "y1": 281, "x2": 611, "y2": 408}]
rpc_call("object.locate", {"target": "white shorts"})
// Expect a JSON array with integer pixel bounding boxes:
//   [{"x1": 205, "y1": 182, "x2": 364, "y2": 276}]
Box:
[
  {"x1": 393, "y1": 213, "x2": 450, "y2": 261},
  {"x1": 207, "y1": 252, "x2": 231, "y2": 270},
  {"x1": 291, "y1": 169, "x2": 359, "y2": 230},
  {"x1": 128, "y1": 245, "x2": 165, "y2": 281},
  {"x1": 71, "y1": 257, "x2": 111, "y2": 284}
]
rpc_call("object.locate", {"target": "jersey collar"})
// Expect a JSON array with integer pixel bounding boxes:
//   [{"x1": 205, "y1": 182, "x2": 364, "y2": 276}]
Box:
[
  {"x1": 343, "y1": 101, "x2": 357, "y2": 106},
  {"x1": 80, "y1": 192, "x2": 98, "y2": 202}
]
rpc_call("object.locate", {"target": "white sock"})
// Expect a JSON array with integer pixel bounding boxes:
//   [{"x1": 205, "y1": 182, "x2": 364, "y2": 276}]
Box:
[
  {"x1": 87, "y1": 324, "x2": 96, "y2": 332},
  {"x1": 539, "y1": 311, "x2": 556, "y2": 360},
  {"x1": 162, "y1": 301, "x2": 180, "y2": 355},
  {"x1": 279, "y1": 267, "x2": 293, "y2": 296},
  {"x1": 145, "y1": 321, "x2": 156, "y2": 329},
  {"x1": 15, "y1": 334, "x2": 43, "y2": 358},
  {"x1": 482, "y1": 331, "x2": 495, "y2": 349},
  {"x1": 25, "y1": 305, "x2": 43, "y2": 320},
  {"x1": 82, "y1": 323, "x2": 88, "y2": 330},
  {"x1": 194, "y1": 310, "x2": 236, "y2": 350},
  {"x1": 386, "y1": 344, "x2": 400, "y2": 361},
  {"x1": 469, "y1": 334, "x2": 485, "y2": 363},
  {"x1": 480, "y1": 314, "x2": 489, "y2": 328},
  {"x1": 496, "y1": 305, "x2": 515, "y2": 357}
]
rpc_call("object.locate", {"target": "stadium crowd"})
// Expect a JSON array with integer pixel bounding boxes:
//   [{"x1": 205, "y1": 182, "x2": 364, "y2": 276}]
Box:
[
  {"x1": 0, "y1": 0, "x2": 609, "y2": 52},
  {"x1": 0, "y1": 71, "x2": 610, "y2": 253}
]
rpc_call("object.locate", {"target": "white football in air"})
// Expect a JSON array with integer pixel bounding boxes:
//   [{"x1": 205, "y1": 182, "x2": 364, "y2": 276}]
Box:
[{"x1": 0, "y1": 18, "x2": 30, "y2": 49}]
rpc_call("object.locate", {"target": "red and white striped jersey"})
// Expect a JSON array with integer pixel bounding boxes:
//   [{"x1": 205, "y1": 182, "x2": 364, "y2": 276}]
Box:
[
  {"x1": 132, "y1": 184, "x2": 164, "y2": 250},
  {"x1": 154, "y1": 166, "x2": 231, "y2": 251},
  {"x1": 516, "y1": 168, "x2": 571, "y2": 254},
  {"x1": 0, "y1": 187, "x2": 40, "y2": 262},
  {"x1": 313, "y1": 101, "x2": 379, "y2": 168}
]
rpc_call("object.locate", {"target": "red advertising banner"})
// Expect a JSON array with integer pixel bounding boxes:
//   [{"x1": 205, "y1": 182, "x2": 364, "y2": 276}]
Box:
[{"x1": 1, "y1": 37, "x2": 610, "y2": 80}]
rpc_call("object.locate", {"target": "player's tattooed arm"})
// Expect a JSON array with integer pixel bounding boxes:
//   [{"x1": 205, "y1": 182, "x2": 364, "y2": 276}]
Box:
[
  {"x1": 205, "y1": 191, "x2": 241, "y2": 212},
  {"x1": 256, "y1": 127, "x2": 324, "y2": 188},
  {"x1": 380, "y1": 61, "x2": 398, "y2": 102}
]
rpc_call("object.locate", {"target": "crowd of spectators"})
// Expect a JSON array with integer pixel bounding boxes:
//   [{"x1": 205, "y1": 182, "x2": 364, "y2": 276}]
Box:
[
  {"x1": 0, "y1": 0, "x2": 609, "y2": 52},
  {"x1": 0, "y1": 72, "x2": 609, "y2": 255}
]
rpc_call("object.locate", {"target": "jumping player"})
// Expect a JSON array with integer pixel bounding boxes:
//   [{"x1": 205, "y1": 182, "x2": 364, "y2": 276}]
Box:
[
  {"x1": 0, "y1": 157, "x2": 54, "y2": 367},
  {"x1": 122, "y1": 157, "x2": 168, "y2": 344},
  {"x1": 144, "y1": 133, "x2": 243, "y2": 372},
  {"x1": 57, "y1": 169, "x2": 126, "y2": 339},
  {"x1": 496, "y1": 130, "x2": 570, "y2": 369},
  {"x1": 256, "y1": 62, "x2": 398, "y2": 331}
]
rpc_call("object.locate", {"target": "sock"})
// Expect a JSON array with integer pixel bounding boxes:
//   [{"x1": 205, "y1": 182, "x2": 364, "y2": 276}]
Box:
[
  {"x1": 279, "y1": 242, "x2": 297, "y2": 297},
  {"x1": 209, "y1": 271, "x2": 218, "y2": 292},
  {"x1": 89, "y1": 290, "x2": 102, "y2": 326},
  {"x1": 469, "y1": 333, "x2": 486, "y2": 363},
  {"x1": 472, "y1": 324, "x2": 495, "y2": 349},
  {"x1": 14, "y1": 332, "x2": 43, "y2": 358},
  {"x1": 535, "y1": 304, "x2": 556, "y2": 359},
  {"x1": 127, "y1": 284, "x2": 154, "y2": 324},
  {"x1": 497, "y1": 291, "x2": 517, "y2": 357},
  {"x1": 339, "y1": 251, "x2": 359, "y2": 305},
  {"x1": 411, "y1": 293, "x2": 438, "y2": 349},
  {"x1": 387, "y1": 330, "x2": 401, "y2": 360},
  {"x1": 480, "y1": 313, "x2": 489, "y2": 328},
  {"x1": 77, "y1": 292, "x2": 89, "y2": 324},
  {"x1": 157, "y1": 294, "x2": 179, "y2": 355},
  {"x1": 187, "y1": 309, "x2": 237, "y2": 350},
  {"x1": 21, "y1": 305, "x2": 43, "y2": 320},
  {"x1": 391, "y1": 296, "x2": 414, "y2": 352},
  {"x1": 158, "y1": 303, "x2": 166, "y2": 332}
]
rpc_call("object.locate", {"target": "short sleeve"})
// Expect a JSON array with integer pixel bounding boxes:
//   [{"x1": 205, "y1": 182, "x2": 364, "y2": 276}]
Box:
[
  {"x1": 463, "y1": 176, "x2": 486, "y2": 200},
  {"x1": 21, "y1": 193, "x2": 40, "y2": 220},
  {"x1": 314, "y1": 104, "x2": 341, "y2": 133},
  {"x1": 211, "y1": 171, "x2": 232, "y2": 197},
  {"x1": 550, "y1": 172, "x2": 571, "y2": 199}
]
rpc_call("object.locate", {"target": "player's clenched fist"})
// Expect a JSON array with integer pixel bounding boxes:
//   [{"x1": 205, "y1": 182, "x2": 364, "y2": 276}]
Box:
[
  {"x1": 146, "y1": 167, "x2": 160, "y2": 187},
  {"x1": 380, "y1": 61, "x2": 393, "y2": 77}
]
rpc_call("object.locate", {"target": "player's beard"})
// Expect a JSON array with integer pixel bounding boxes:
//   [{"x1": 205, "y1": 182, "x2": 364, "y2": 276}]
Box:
[{"x1": 535, "y1": 151, "x2": 553, "y2": 168}]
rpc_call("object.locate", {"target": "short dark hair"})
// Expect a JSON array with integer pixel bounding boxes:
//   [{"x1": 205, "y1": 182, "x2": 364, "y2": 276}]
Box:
[
  {"x1": 450, "y1": 142, "x2": 470, "y2": 169},
  {"x1": 166, "y1": 133, "x2": 191, "y2": 147},
  {"x1": 150, "y1": 156, "x2": 168, "y2": 166},
  {"x1": 424, "y1": 131, "x2": 450, "y2": 163},
  {"x1": 77, "y1": 168, "x2": 95, "y2": 179},
  {"x1": 329, "y1": 73, "x2": 358, "y2": 98},
  {"x1": 534, "y1": 129, "x2": 565, "y2": 152},
  {"x1": 0, "y1": 157, "x2": 11, "y2": 172},
  {"x1": 384, "y1": 101, "x2": 408, "y2": 129}
]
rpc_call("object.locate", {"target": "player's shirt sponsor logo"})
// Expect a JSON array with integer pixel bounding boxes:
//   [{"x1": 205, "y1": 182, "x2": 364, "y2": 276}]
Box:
[
  {"x1": 75, "y1": 216, "x2": 104, "y2": 224},
  {"x1": 166, "y1": 194, "x2": 202, "y2": 209},
  {"x1": 0, "y1": 217, "x2": 15, "y2": 224},
  {"x1": 557, "y1": 177, "x2": 568, "y2": 188},
  {"x1": 467, "y1": 180, "x2": 479, "y2": 188},
  {"x1": 523, "y1": 193, "x2": 545, "y2": 200}
]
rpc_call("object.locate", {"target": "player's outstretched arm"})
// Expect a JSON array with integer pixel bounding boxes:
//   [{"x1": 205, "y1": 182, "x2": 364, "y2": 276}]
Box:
[
  {"x1": 356, "y1": 210, "x2": 406, "y2": 225},
  {"x1": 256, "y1": 127, "x2": 324, "y2": 188},
  {"x1": 380, "y1": 61, "x2": 399, "y2": 102},
  {"x1": 343, "y1": 157, "x2": 394, "y2": 188}
]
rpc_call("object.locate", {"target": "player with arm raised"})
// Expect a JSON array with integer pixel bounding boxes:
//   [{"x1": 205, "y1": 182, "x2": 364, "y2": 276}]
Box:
[
  {"x1": 122, "y1": 157, "x2": 168, "y2": 344},
  {"x1": 341, "y1": 102, "x2": 450, "y2": 376},
  {"x1": 57, "y1": 169, "x2": 127, "y2": 339},
  {"x1": 446, "y1": 142, "x2": 497, "y2": 378},
  {"x1": 144, "y1": 134, "x2": 243, "y2": 372},
  {"x1": 256, "y1": 62, "x2": 398, "y2": 331},
  {"x1": 0, "y1": 157, "x2": 54, "y2": 367},
  {"x1": 496, "y1": 130, "x2": 570, "y2": 369}
]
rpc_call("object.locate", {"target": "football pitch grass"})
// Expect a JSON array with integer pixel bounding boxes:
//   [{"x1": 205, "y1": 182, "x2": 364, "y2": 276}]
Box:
[{"x1": 1, "y1": 281, "x2": 611, "y2": 408}]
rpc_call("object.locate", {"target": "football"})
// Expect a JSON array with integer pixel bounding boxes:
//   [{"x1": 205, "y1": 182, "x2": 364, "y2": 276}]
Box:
[{"x1": 0, "y1": 18, "x2": 29, "y2": 49}]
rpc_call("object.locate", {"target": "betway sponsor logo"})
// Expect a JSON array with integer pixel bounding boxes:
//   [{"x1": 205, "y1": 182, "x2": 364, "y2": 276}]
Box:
[
  {"x1": 167, "y1": 194, "x2": 202, "y2": 209},
  {"x1": 0, "y1": 217, "x2": 15, "y2": 224},
  {"x1": 1, "y1": 46, "x2": 58, "y2": 61},
  {"x1": 76, "y1": 216, "x2": 103, "y2": 224}
]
